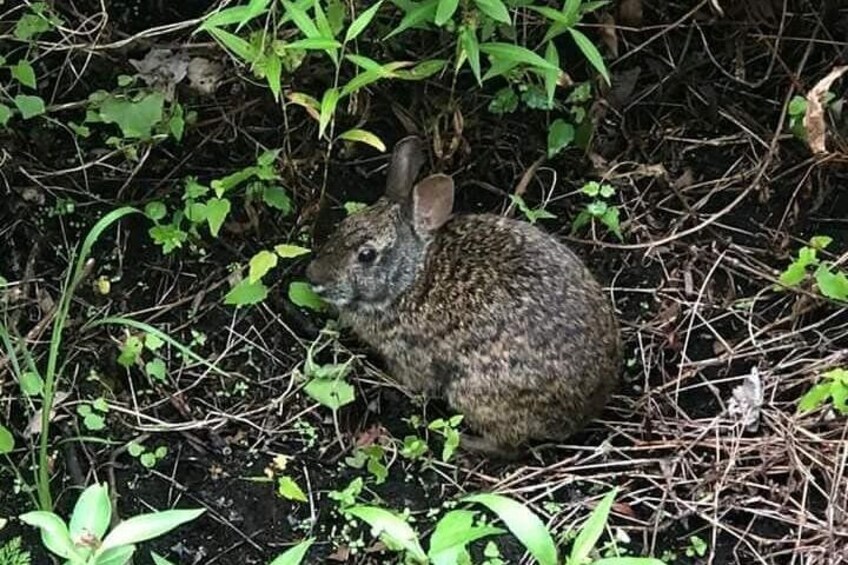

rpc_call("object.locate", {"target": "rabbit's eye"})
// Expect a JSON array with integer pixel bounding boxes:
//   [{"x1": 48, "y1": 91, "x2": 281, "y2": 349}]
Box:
[{"x1": 357, "y1": 247, "x2": 377, "y2": 265}]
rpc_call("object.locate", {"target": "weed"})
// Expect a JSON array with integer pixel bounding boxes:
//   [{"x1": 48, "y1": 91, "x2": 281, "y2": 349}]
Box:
[
  {"x1": 685, "y1": 535, "x2": 708, "y2": 558},
  {"x1": 798, "y1": 367, "x2": 848, "y2": 415},
  {"x1": 777, "y1": 236, "x2": 848, "y2": 302},
  {"x1": 127, "y1": 441, "x2": 168, "y2": 469},
  {"x1": 571, "y1": 181, "x2": 623, "y2": 240},
  {"x1": 76, "y1": 398, "x2": 109, "y2": 432},
  {"x1": 0, "y1": 536, "x2": 31, "y2": 565},
  {"x1": 20, "y1": 482, "x2": 204, "y2": 564},
  {"x1": 427, "y1": 415, "x2": 464, "y2": 462}
]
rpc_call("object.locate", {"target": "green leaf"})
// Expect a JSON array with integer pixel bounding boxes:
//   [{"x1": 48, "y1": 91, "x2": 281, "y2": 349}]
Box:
[
  {"x1": 275, "y1": 244, "x2": 311, "y2": 258},
  {"x1": 98, "y1": 93, "x2": 165, "y2": 139},
  {"x1": 344, "y1": 201, "x2": 368, "y2": 215},
  {"x1": 570, "y1": 488, "x2": 618, "y2": 565},
  {"x1": 206, "y1": 26, "x2": 257, "y2": 62},
  {"x1": 543, "y1": 42, "x2": 559, "y2": 106},
  {"x1": 385, "y1": 0, "x2": 438, "y2": 39},
  {"x1": 15, "y1": 13, "x2": 53, "y2": 40},
  {"x1": 0, "y1": 103, "x2": 12, "y2": 127},
  {"x1": 263, "y1": 186, "x2": 293, "y2": 213},
  {"x1": 118, "y1": 335, "x2": 143, "y2": 368},
  {"x1": 269, "y1": 539, "x2": 314, "y2": 565},
  {"x1": 345, "y1": 1, "x2": 383, "y2": 42},
  {"x1": 13, "y1": 95, "x2": 46, "y2": 120},
  {"x1": 832, "y1": 381, "x2": 848, "y2": 414},
  {"x1": 463, "y1": 493, "x2": 558, "y2": 565},
  {"x1": 249, "y1": 250, "x2": 279, "y2": 283},
  {"x1": 84, "y1": 413, "x2": 106, "y2": 431},
  {"x1": 278, "y1": 476, "x2": 308, "y2": 502},
  {"x1": 529, "y1": 5, "x2": 573, "y2": 26},
  {"x1": 345, "y1": 506, "x2": 427, "y2": 561},
  {"x1": 601, "y1": 207, "x2": 623, "y2": 240},
  {"x1": 282, "y1": 0, "x2": 320, "y2": 38},
  {"x1": 100, "y1": 509, "x2": 205, "y2": 551},
  {"x1": 151, "y1": 551, "x2": 176, "y2": 565},
  {"x1": 318, "y1": 87, "x2": 340, "y2": 139},
  {"x1": 429, "y1": 510, "x2": 505, "y2": 565},
  {"x1": 224, "y1": 279, "x2": 269, "y2": 306},
  {"x1": 128, "y1": 442, "x2": 145, "y2": 457},
  {"x1": 145, "y1": 358, "x2": 167, "y2": 382},
  {"x1": 547, "y1": 119, "x2": 575, "y2": 158},
  {"x1": 303, "y1": 376, "x2": 355, "y2": 409},
  {"x1": 284, "y1": 37, "x2": 343, "y2": 50},
  {"x1": 288, "y1": 281, "x2": 325, "y2": 311},
  {"x1": 564, "y1": 0, "x2": 583, "y2": 24},
  {"x1": 788, "y1": 95, "x2": 806, "y2": 117},
  {"x1": 262, "y1": 52, "x2": 283, "y2": 101},
  {"x1": 338, "y1": 128, "x2": 386, "y2": 151},
  {"x1": 19, "y1": 511, "x2": 79, "y2": 559},
  {"x1": 11, "y1": 60, "x2": 37, "y2": 89},
  {"x1": 799, "y1": 382, "x2": 832, "y2": 413},
  {"x1": 480, "y1": 42, "x2": 558, "y2": 74},
  {"x1": 95, "y1": 546, "x2": 137, "y2": 565},
  {"x1": 814, "y1": 264, "x2": 848, "y2": 301},
  {"x1": 592, "y1": 558, "x2": 667, "y2": 565},
  {"x1": 810, "y1": 235, "x2": 833, "y2": 250},
  {"x1": 394, "y1": 58, "x2": 447, "y2": 81},
  {"x1": 488, "y1": 86, "x2": 519, "y2": 114},
  {"x1": 460, "y1": 27, "x2": 482, "y2": 85},
  {"x1": 779, "y1": 261, "x2": 808, "y2": 287},
  {"x1": 69, "y1": 483, "x2": 112, "y2": 542},
  {"x1": 241, "y1": 0, "x2": 273, "y2": 29},
  {"x1": 435, "y1": 0, "x2": 459, "y2": 25},
  {"x1": 0, "y1": 424, "x2": 14, "y2": 454},
  {"x1": 145, "y1": 333, "x2": 164, "y2": 351},
  {"x1": 473, "y1": 0, "x2": 511, "y2": 23},
  {"x1": 20, "y1": 370, "x2": 44, "y2": 396},
  {"x1": 569, "y1": 28, "x2": 610, "y2": 84},
  {"x1": 205, "y1": 197, "x2": 231, "y2": 237},
  {"x1": 144, "y1": 201, "x2": 167, "y2": 222}
]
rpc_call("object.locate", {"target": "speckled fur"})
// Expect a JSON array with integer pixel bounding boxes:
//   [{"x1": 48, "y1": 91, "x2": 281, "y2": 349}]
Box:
[{"x1": 307, "y1": 138, "x2": 621, "y2": 455}]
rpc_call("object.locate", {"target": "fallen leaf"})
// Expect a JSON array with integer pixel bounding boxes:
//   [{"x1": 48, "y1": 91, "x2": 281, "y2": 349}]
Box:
[
  {"x1": 803, "y1": 65, "x2": 848, "y2": 154},
  {"x1": 130, "y1": 48, "x2": 190, "y2": 99},
  {"x1": 727, "y1": 366, "x2": 763, "y2": 432},
  {"x1": 599, "y1": 13, "x2": 618, "y2": 58}
]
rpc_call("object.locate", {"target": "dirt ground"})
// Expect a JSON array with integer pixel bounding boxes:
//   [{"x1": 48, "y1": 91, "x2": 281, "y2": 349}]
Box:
[{"x1": 2, "y1": 0, "x2": 848, "y2": 564}]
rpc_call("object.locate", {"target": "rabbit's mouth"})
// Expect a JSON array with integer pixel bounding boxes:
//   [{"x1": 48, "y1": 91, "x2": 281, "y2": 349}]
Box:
[{"x1": 310, "y1": 283, "x2": 351, "y2": 308}]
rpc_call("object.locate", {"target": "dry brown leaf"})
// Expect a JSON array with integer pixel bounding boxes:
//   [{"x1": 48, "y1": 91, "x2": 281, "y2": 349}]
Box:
[
  {"x1": 599, "y1": 13, "x2": 618, "y2": 58},
  {"x1": 803, "y1": 65, "x2": 848, "y2": 154}
]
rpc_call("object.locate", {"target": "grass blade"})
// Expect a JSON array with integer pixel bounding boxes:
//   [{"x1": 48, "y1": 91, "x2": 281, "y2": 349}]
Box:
[{"x1": 569, "y1": 27, "x2": 610, "y2": 84}]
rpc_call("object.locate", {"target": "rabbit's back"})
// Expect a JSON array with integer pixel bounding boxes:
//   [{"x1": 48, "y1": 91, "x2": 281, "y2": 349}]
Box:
[{"x1": 344, "y1": 212, "x2": 621, "y2": 447}]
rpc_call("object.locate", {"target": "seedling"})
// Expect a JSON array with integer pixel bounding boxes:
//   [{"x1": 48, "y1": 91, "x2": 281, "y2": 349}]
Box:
[
  {"x1": 571, "y1": 181, "x2": 623, "y2": 240},
  {"x1": 127, "y1": 441, "x2": 168, "y2": 469},
  {"x1": 510, "y1": 194, "x2": 557, "y2": 225},
  {"x1": 77, "y1": 398, "x2": 109, "y2": 432},
  {"x1": 685, "y1": 535, "x2": 708, "y2": 559},
  {"x1": 777, "y1": 236, "x2": 848, "y2": 302},
  {"x1": 345, "y1": 445, "x2": 389, "y2": 484},
  {"x1": 427, "y1": 415, "x2": 464, "y2": 462},
  {"x1": 798, "y1": 367, "x2": 848, "y2": 415},
  {"x1": 19, "y1": 482, "x2": 204, "y2": 564}
]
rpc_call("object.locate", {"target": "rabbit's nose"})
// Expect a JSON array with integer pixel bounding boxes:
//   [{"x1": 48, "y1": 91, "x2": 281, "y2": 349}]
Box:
[{"x1": 305, "y1": 261, "x2": 329, "y2": 289}]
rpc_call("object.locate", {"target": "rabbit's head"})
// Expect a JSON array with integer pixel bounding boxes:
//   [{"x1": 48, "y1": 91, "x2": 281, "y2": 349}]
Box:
[{"x1": 306, "y1": 136, "x2": 454, "y2": 312}]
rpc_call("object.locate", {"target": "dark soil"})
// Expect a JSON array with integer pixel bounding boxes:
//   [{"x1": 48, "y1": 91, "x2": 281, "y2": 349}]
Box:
[{"x1": 2, "y1": 1, "x2": 848, "y2": 564}]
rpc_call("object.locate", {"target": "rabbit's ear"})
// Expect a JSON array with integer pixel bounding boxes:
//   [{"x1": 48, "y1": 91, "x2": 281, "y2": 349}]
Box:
[
  {"x1": 412, "y1": 174, "x2": 454, "y2": 234},
  {"x1": 385, "y1": 136, "x2": 427, "y2": 203}
]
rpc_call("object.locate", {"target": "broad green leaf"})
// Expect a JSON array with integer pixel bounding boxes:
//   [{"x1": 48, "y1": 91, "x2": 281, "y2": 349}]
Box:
[
  {"x1": 98, "y1": 92, "x2": 165, "y2": 139},
  {"x1": 0, "y1": 424, "x2": 14, "y2": 454},
  {"x1": 832, "y1": 382, "x2": 848, "y2": 414},
  {"x1": 199, "y1": 4, "x2": 264, "y2": 30},
  {"x1": 145, "y1": 333, "x2": 165, "y2": 351},
  {"x1": 338, "y1": 128, "x2": 386, "y2": 151},
  {"x1": 429, "y1": 510, "x2": 505, "y2": 564},
  {"x1": 288, "y1": 281, "x2": 324, "y2": 311},
  {"x1": 547, "y1": 119, "x2": 575, "y2": 158},
  {"x1": 151, "y1": 551, "x2": 176, "y2": 565},
  {"x1": 528, "y1": 5, "x2": 572, "y2": 26},
  {"x1": 100, "y1": 509, "x2": 205, "y2": 551},
  {"x1": 564, "y1": 0, "x2": 583, "y2": 24},
  {"x1": 206, "y1": 26, "x2": 257, "y2": 62},
  {"x1": 264, "y1": 52, "x2": 283, "y2": 101},
  {"x1": 15, "y1": 13, "x2": 53, "y2": 40},
  {"x1": 249, "y1": 250, "x2": 278, "y2": 283},
  {"x1": 798, "y1": 382, "x2": 832, "y2": 412},
  {"x1": 810, "y1": 235, "x2": 832, "y2": 249},
  {"x1": 20, "y1": 370, "x2": 44, "y2": 396},
  {"x1": 284, "y1": 37, "x2": 342, "y2": 50},
  {"x1": 814, "y1": 264, "x2": 848, "y2": 301},
  {"x1": 69, "y1": 483, "x2": 112, "y2": 542},
  {"x1": 313, "y1": 0, "x2": 334, "y2": 38},
  {"x1": 95, "y1": 546, "x2": 137, "y2": 565},
  {"x1": 345, "y1": 1, "x2": 383, "y2": 42},
  {"x1": 345, "y1": 506, "x2": 427, "y2": 561},
  {"x1": 0, "y1": 103, "x2": 12, "y2": 127},
  {"x1": 303, "y1": 376, "x2": 355, "y2": 409},
  {"x1": 480, "y1": 42, "x2": 558, "y2": 73},
  {"x1": 779, "y1": 261, "x2": 807, "y2": 287},
  {"x1": 269, "y1": 539, "x2": 314, "y2": 565},
  {"x1": 570, "y1": 489, "x2": 618, "y2": 565},
  {"x1": 569, "y1": 28, "x2": 610, "y2": 84},
  {"x1": 282, "y1": 0, "x2": 320, "y2": 38},
  {"x1": 13, "y1": 95, "x2": 46, "y2": 119},
  {"x1": 464, "y1": 493, "x2": 558, "y2": 565},
  {"x1": 342, "y1": 69, "x2": 393, "y2": 96},
  {"x1": 435, "y1": 0, "x2": 459, "y2": 25},
  {"x1": 205, "y1": 197, "x2": 231, "y2": 237},
  {"x1": 395, "y1": 59, "x2": 447, "y2": 81},
  {"x1": 241, "y1": 0, "x2": 273, "y2": 29},
  {"x1": 144, "y1": 201, "x2": 167, "y2": 222},
  {"x1": 601, "y1": 207, "x2": 623, "y2": 240},
  {"x1": 263, "y1": 186, "x2": 293, "y2": 213},
  {"x1": 224, "y1": 279, "x2": 269, "y2": 306},
  {"x1": 473, "y1": 0, "x2": 511, "y2": 23},
  {"x1": 145, "y1": 359, "x2": 167, "y2": 381},
  {"x1": 460, "y1": 27, "x2": 482, "y2": 85},
  {"x1": 543, "y1": 41, "x2": 559, "y2": 106},
  {"x1": 11, "y1": 60, "x2": 37, "y2": 88},
  {"x1": 385, "y1": 0, "x2": 438, "y2": 39},
  {"x1": 318, "y1": 87, "x2": 340, "y2": 139},
  {"x1": 278, "y1": 476, "x2": 308, "y2": 502},
  {"x1": 274, "y1": 244, "x2": 311, "y2": 258},
  {"x1": 19, "y1": 511, "x2": 79, "y2": 559},
  {"x1": 118, "y1": 335, "x2": 143, "y2": 368},
  {"x1": 212, "y1": 167, "x2": 259, "y2": 196}
]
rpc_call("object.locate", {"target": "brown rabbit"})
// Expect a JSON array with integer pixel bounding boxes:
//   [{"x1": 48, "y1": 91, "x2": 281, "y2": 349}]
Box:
[{"x1": 306, "y1": 136, "x2": 621, "y2": 457}]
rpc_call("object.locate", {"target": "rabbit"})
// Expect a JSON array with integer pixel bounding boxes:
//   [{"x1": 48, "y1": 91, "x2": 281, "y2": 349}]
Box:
[{"x1": 306, "y1": 136, "x2": 621, "y2": 458}]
